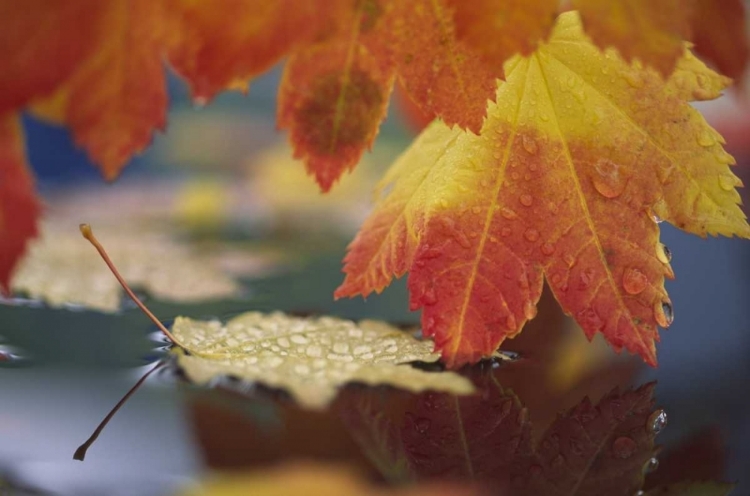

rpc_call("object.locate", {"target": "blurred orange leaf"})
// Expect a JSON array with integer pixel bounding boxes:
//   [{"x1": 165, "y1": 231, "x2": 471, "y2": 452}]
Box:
[{"x1": 0, "y1": 114, "x2": 40, "y2": 294}]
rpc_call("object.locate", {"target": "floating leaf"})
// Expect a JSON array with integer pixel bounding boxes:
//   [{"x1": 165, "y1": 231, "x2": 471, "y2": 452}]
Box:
[
  {"x1": 173, "y1": 311, "x2": 474, "y2": 409},
  {"x1": 337, "y1": 11, "x2": 750, "y2": 368},
  {"x1": 11, "y1": 223, "x2": 241, "y2": 312}
]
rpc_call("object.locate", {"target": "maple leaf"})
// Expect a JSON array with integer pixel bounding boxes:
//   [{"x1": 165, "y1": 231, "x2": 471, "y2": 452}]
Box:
[
  {"x1": 11, "y1": 222, "x2": 241, "y2": 312},
  {"x1": 0, "y1": 114, "x2": 40, "y2": 295},
  {"x1": 689, "y1": 0, "x2": 750, "y2": 81},
  {"x1": 336, "y1": 11, "x2": 750, "y2": 368},
  {"x1": 173, "y1": 311, "x2": 474, "y2": 409},
  {"x1": 572, "y1": 0, "x2": 692, "y2": 77},
  {"x1": 277, "y1": 0, "x2": 498, "y2": 191},
  {"x1": 338, "y1": 372, "x2": 659, "y2": 496},
  {"x1": 30, "y1": 0, "x2": 169, "y2": 180}
]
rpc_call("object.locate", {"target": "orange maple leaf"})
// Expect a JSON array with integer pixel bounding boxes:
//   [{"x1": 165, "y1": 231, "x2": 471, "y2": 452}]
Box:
[
  {"x1": 0, "y1": 114, "x2": 40, "y2": 295},
  {"x1": 572, "y1": 0, "x2": 692, "y2": 77},
  {"x1": 689, "y1": 0, "x2": 750, "y2": 81},
  {"x1": 336, "y1": 12, "x2": 750, "y2": 368}
]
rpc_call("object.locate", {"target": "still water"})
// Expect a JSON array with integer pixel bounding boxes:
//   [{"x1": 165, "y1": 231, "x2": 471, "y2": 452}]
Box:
[{"x1": 0, "y1": 238, "x2": 747, "y2": 495}]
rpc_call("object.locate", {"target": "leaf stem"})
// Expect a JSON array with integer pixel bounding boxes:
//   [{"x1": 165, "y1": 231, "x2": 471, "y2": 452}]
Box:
[
  {"x1": 79, "y1": 223, "x2": 187, "y2": 349},
  {"x1": 74, "y1": 360, "x2": 166, "y2": 461}
]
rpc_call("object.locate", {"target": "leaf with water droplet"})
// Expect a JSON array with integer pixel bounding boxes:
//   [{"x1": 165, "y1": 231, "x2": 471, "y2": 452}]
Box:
[
  {"x1": 337, "y1": 11, "x2": 749, "y2": 369},
  {"x1": 10, "y1": 222, "x2": 242, "y2": 313},
  {"x1": 173, "y1": 311, "x2": 474, "y2": 409}
]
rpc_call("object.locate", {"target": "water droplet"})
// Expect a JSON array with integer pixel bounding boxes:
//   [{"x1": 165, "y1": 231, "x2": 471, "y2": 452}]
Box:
[
  {"x1": 656, "y1": 243, "x2": 672, "y2": 263},
  {"x1": 333, "y1": 342, "x2": 350, "y2": 354},
  {"x1": 524, "y1": 229, "x2": 539, "y2": 242},
  {"x1": 501, "y1": 226, "x2": 512, "y2": 237},
  {"x1": 624, "y1": 70, "x2": 643, "y2": 88},
  {"x1": 698, "y1": 130, "x2": 715, "y2": 147},
  {"x1": 635, "y1": 491, "x2": 645, "y2": 496},
  {"x1": 540, "y1": 242, "x2": 555, "y2": 256},
  {"x1": 622, "y1": 268, "x2": 648, "y2": 295},
  {"x1": 306, "y1": 345, "x2": 323, "y2": 358},
  {"x1": 415, "y1": 417, "x2": 431, "y2": 434},
  {"x1": 519, "y1": 194, "x2": 533, "y2": 207},
  {"x1": 422, "y1": 288, "x2": 438, "y2": 305},
  {"x1": 577, "y1": 308, "x2": 603, "y2": 331},
  {"x1": 647, "y1": 409, "x2": 668, "y2": 434},
  {"x1": 654, "y1": 300, "x2": 674, "y2": 328},
  {"x1": 524, "y1": 301, "x2": 537, "y2": 320},
  {"x1": 522, "y1": 135, "x2": 538, "y2": 155},
  {"x1": 277, "y1": 337, "x2": 291, "y2": 348},
  {"x1": 578, "y1": 268, "x2": 595, "y2": 289},
  {"x1": 501, "y1": 207, "x2": 518, "y2": 219},
  {"x1": 643, "y1": 457, "x2": 659, "y2": 474},
  {"x1": 511, "y1": 171, "x2": 521, "y2": 181},
  {"x1": 648, "y1": 198, "x2": 668, "y2": 223},
  {"x1": 612, "y1": 436, "x2": 637, "y2": 458},
  {"x1": 718, "y1": 174, "x2": 738, "y2": 191},
  {"x1": 506, "y1": 314, "x2": 517, "y2": 329},
  {"x1": 591, "y1": 159, "x2": 626, "y2": 198}
]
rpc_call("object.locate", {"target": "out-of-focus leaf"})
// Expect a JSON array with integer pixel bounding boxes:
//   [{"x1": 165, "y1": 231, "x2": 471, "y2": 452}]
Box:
[
  {"x1": 175, "y1": 463, "x2": 479, "y2": 496},
  {"x1": 572, "y1": 0, "x2": 691, "y2": 77},
  {"x1": 0, "y1": 114, "x2": 39, "y2": 295},
  {"x1": 690, "y1": 0, "x2": 749, "y2": 81},
  {"x1": 645, "y1": 481, "x2": 735, "y2": 496},
  {"x1": 10, "y1": 223, "x2": 241, "y2": 312},
  {"x1": 31, "y1": 0, "x2": 169, "y2": 180},
  {"x1": 174, "y1": 311, "x2": 474, "y2": 409},
  {"x1": 339, "y1": 372, "x2": 659, "y2": 495}
]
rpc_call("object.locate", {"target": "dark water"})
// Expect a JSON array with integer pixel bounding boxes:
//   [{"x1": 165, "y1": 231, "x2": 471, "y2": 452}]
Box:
[{"x1": 0, "y1": 242, "x2": 747, "y2": 496}]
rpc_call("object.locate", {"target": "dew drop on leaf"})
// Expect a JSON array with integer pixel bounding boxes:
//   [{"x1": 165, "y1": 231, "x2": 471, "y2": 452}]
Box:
[
  {"x1": 654, "y1": 300, "x2": 674, "y2": 328},
  {"x1": 643, "y1": 457, "x2": 659, "y2": 474},
  {"x1": 647, "y1": 409, "x2": 668, "y2": 434},
  {"x1": 656, "y1": 243, "x2": 672, "y2": 264},
  {"x1": 523, "y1": 301, "x2": 537, "y2": 320},
  {"x1": 578, "y1": 268, "x2": 594, "y2": 289},
  {"x1": 612, "y1": 436, "x2": 637, "y2": 458},
  {"x1": 648, "y1": 198, "x2": 668, "y2": 223},
  {"x1": 540, "y1": 242, "x2": 555, "y2": 256},
  {"x1": 415, "y1": 417, "x2": 431, "y2": 434},
  {"x1": 591, "y1": 158, "x2": 625, "y2": 198},
  {"x1": 501, "y1": 226, "x2": 512, "y2": 237},
  {"x1": 519, "y1": 194, "x2": 533, "y2": 207},
  {"x1": 718, "y1": 173, "x2": 738, "y2": 191},
  {"x1": 521, "y1": 135, "x2": 538, "y2": 155},
  {"x1": 622, "y1": 267, "x2": 648, "y2": 295},
  {"x1": 524, "y1": 228, "x2": 539, "y2": 242},
  {"x1": 698, "y1": 130, "x2": 715, "y2": 147},
  {"x1": 501, "y1": 207, "x2": 518, "y2": 219},
  {"x1": 505, "y1": 314, "x2": 517, "y2": 330}
]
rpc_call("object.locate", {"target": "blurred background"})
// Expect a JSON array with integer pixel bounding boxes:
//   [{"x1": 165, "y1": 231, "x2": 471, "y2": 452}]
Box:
[{"x1": 1, "y1": 59, "x2": 749, "y2": 495}]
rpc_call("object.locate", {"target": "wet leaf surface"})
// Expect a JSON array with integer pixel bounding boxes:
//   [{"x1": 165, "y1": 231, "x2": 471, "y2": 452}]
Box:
[
  {"x1": 174, "y1": 311, "x2": 474, "y2": 409},
  {"x1": 10, "y1": 222, "x2": 242, "y2": 312}
]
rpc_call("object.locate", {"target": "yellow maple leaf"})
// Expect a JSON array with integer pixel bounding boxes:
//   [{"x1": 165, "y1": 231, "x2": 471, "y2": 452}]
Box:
[{"x1": 337, "y1": 11, "x2": 749, "y2": 368}]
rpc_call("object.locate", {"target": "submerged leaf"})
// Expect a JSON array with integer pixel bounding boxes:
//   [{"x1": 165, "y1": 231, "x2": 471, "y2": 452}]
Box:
[
  {"x1": 10, "y1": 223, "x2": 241, "y2": 312},
  {"x1": 173, "y1": 312, "x2": 474, "y2": 409},
  {"x1": 337, "y1": 11, "x2": 750, "y2": 368}
]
